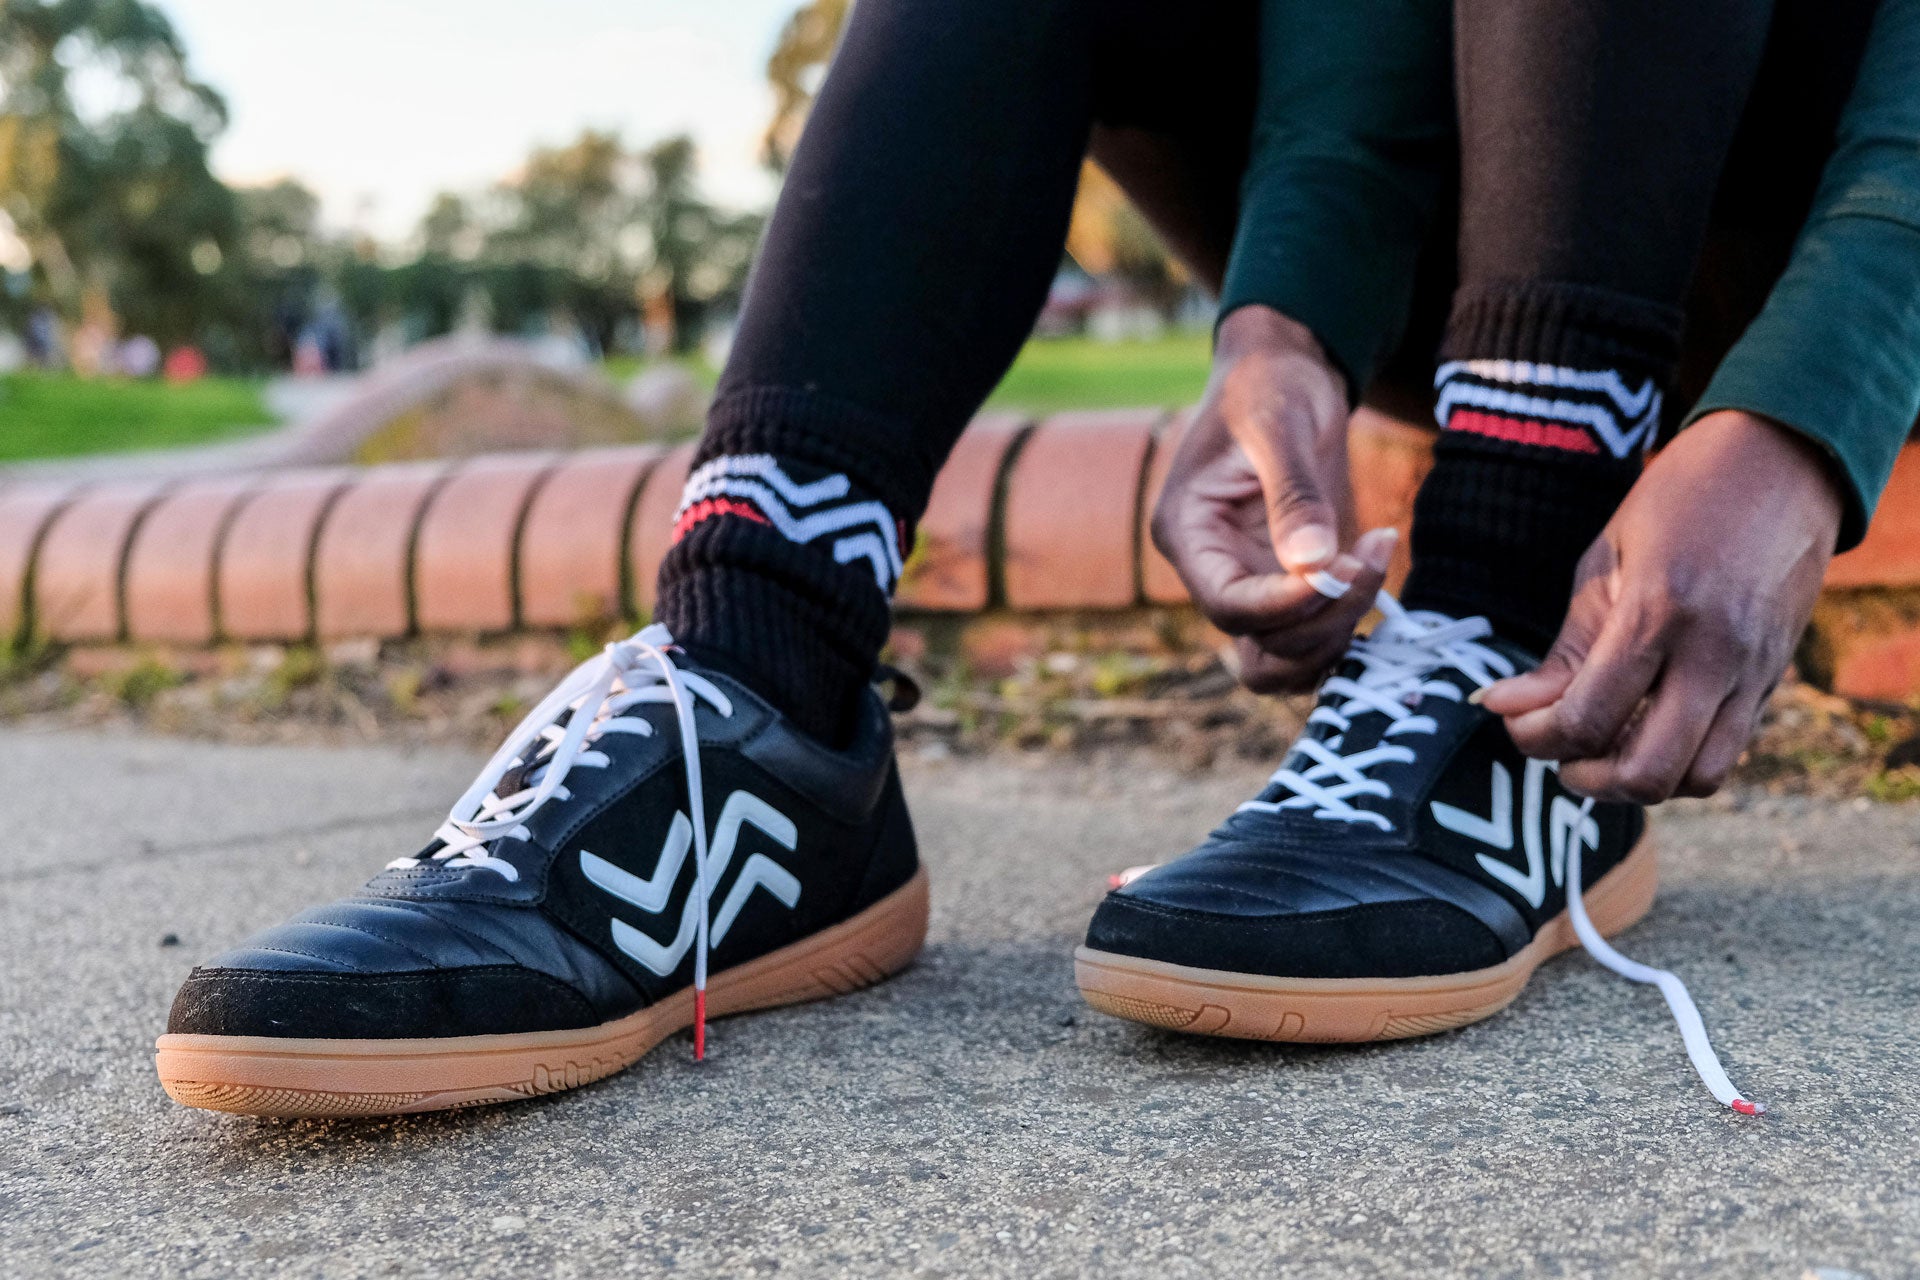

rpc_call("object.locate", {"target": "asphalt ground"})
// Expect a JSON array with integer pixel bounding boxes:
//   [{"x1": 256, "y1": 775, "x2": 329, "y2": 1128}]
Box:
[{"x1": 1, "y1": 727, "x2": 1914, "y2": 1278}]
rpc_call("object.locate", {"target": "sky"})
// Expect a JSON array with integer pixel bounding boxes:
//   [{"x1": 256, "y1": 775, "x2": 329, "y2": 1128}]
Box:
[{"x1": 158, "y1": 0, "x2": 797, "y2": 241}]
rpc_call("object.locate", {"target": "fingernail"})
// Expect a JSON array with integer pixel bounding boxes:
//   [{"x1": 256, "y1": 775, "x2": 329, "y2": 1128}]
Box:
[
  {"x1": 1282, "y1": 525, "x2": 1335, "y2": 567},
  {"x1": 1467, "y1": 687, "x2": 1487, "y2": 705},
  {"x1": 1359, "y1": 527, "x2": 1398, "y2": 574}
]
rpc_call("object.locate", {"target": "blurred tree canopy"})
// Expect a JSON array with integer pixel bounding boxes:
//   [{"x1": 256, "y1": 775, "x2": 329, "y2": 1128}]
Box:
[
  {"x1": 760, "y1": 0, "x2": 1183, "y2": 313},
  {"x1": 763, "y1": 0, "x2": 849, "y2": 172},
  {"x1": 0, "y1": 4, "x2": 762, "y2": 369},
  {"x1": 393, "y1": 130, "x2": 761, "y2": 356},
  {"x1": 0, "y1": 0, "x2": 239, "y2": 346}
]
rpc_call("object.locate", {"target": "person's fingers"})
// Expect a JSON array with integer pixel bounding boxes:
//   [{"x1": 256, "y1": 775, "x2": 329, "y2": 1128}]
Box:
[
  {"x1": 1558, "y1": 648, "x2": 1732, "y2": 802},
  {"x1": 1674, "y1": 682, "x2": 1769, "y2": 797},
  {"x1": 1178, "y1": 544, "x2": 1334, "y2": 636},
  {"x1": 1234, "y1": 635, "x2": 1335, "y2": 694},
  {"x1": 1219, "y1": 397, "x2": 1346, "y2": 579},
  {"x1": 1476, "y1": 588, "x2": 1605, "y2": 719},
  {"x1": 1241, "y1": 529, "x2": 1395, "y2": 665},
  {"x1": 1503, "y1": 600, "x2": 1667, "y2": 763}
]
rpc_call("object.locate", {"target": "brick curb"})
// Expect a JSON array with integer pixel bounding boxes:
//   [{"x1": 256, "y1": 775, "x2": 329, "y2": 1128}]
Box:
[{"x1": 3, "y1": 411, "x2": 1918, "y2": 699}]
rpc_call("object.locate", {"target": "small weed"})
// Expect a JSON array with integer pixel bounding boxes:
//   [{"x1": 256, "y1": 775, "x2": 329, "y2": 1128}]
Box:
[
  {"x1": 0, "y1": 628, "x2": 58, "y2": 686},
  {"x1": 108, "y1": 656, "x2": 183, "y2": 709},
  {"x1": 264, "y1": 647, "x2": 326, "y2": 707},
  {"x1": 1866, "y1": 766, "x2": 1920, "y2": 803},
  {"x1": 567, "y1": 626, "x2": 604, "y2": 664},
  {"x1": 386, "y1": 669, "x2": 424, "y2": 715}
]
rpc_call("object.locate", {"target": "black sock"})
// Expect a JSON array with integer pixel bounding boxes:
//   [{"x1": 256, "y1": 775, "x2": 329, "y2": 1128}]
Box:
[
  {"x1": 655, "y1": 389, "x2": 921, "y2": 747},
  {"x1": 1400, "y1": 281, "x2": 1681, "y2": 654}
]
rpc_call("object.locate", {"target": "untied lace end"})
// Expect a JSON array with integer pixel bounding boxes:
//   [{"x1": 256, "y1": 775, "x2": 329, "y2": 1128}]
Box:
[{"x1": 1562, "y1": 807, "x2": 1765, "y2": 1118}]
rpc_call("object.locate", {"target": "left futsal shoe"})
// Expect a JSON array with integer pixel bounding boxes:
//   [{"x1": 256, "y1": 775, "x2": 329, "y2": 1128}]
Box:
[{"x1": 157, "y1": 626, "x2": 927, "y2": 1118}]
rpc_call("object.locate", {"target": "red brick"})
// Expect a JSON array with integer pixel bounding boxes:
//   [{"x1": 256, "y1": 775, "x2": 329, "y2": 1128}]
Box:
[
  {"x1": 414, "y1": 453, "x2": 559, "y2": 633},
  {"x1": 0, "y1": 482, "x2": 82, "y2": 641},
  {"x1": 124, "y1": 474, "x2": 259, "y2": 644},
  {"x1": 1348, "y1": 408, "x2": 1434, "y2": 592},
  {"x1": 519, "y1": 445, "x2": 664, "y2": 628},
  {"x1": 1002, "y1": 408, "x2": 1161, "y2": 609},
  {"x1": 1139, "y1": 409, "x2": 1194, "y2": 605},
  {"x1": 313, "y1": 461, "x2": 452, "y2": 639},
  {"x1": 33, "y1": 480, "x2": 171, "y2": 641},
  {"x1": 1830, "y1": 627, "x2": 1920, "y2": 702},
  {"x1": 1830, "y1": 443, "x2": 1920, "y2": 589},
  {"x1": 627, "y1": 442, "x2": 696, "y2": 618},
  {"x1": 898, "y1": 412, "x2": 1029, "y2": 612},
  {"x1": 219, "y1": 469, "x2": 354, "y2": 641}
]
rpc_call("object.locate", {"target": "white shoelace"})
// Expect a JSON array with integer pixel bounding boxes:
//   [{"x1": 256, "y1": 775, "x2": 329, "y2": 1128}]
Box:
[
  {"x1": 386, "y1": 623, "x2": 732, "y2": 1059},
  {"x1": 1121, "y1": 593, "x2": 1763, "y2": 1115},
  {"x1": 1237, "y1": 595, "x2": 1516, "y2": 831}
]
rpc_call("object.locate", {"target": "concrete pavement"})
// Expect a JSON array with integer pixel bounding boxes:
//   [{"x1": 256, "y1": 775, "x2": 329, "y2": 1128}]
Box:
[{"x1": 1, "y1": 727, "x2": 1915, "y2": 1278}]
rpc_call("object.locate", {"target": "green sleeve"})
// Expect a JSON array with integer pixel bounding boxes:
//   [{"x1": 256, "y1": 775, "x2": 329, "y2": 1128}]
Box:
[
  {"x1": 1217, "y1": 0, "x2": 1454, "y2": 400},
  {"x1": 1683, "y1": 0, "x2": 1920, "y2": 549}
]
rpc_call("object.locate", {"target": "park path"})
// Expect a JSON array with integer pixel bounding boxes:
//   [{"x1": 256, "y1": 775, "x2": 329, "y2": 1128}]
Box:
[{"x1": 0, "y1": 728, "x2": 1914, "y2": 1278}]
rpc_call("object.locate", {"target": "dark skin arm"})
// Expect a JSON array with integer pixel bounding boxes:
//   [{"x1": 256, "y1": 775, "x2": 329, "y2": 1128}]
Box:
[
  {"x1": 1151, "y1": 305, "x2": 1398, "y2": 692},
  {"x1": 1476, "y1": 410, "x2": 1844, "y2": 801}
]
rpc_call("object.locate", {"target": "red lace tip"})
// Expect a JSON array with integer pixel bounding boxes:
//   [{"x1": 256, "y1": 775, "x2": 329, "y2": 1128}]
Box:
[
  {"x1": 1107, "y1": 874, "x2": 1124, "y2": 890},
  {"x1": 1730, "y1": 1098, "x2": 1763, "y2": 1116},
  {"x1": 693, "y1": 989, "x2": 707, "y2": 1062}
]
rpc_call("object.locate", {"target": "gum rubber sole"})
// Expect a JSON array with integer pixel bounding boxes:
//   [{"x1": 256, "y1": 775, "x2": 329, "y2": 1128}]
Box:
[
  {"x1": 1075, "y1": 834, "x2": 1657, "y2": 1043},
  {"x1": 155, "y1": 868, "x2": 930, "y2": 1118}
]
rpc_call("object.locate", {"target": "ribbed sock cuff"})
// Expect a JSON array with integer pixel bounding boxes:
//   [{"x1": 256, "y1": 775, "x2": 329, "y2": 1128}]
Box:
[
  {"x1": 1441, "y1": 279, "x2": 1681, "y2": 376},
  {"x1": 657, "y1": 389, "x2": 922, "y2": 745},
  {"x1": 700, "y1": 386, "x2": 938, "y2": 522},
  {"x1": 1404, "y1": 281, "x2": 1681, "y2": 652}
]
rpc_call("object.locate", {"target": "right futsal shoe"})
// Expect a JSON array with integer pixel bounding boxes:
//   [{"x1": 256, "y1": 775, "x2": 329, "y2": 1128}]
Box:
[
  {"x1": 1077, "y1": 599, "x2": 1655, "y2": 1044},
  {"x1": 157, "y1": 626, "x2": 927, "y2": 1118}
]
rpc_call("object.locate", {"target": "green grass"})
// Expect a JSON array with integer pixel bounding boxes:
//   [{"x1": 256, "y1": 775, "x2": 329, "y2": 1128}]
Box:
[
  {"x1": 985, "y1": 332, "x2": 1212, "y2": 414},
  {"x1": 0, "y1": 372, "x2": 276, "y2": 462},
  {"x1": 602, "y1": 353, "x2": 719, "y2": 386}
]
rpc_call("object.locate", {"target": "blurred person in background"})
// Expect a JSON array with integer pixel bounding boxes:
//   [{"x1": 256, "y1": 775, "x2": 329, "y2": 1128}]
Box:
[{"x1": 157, "y1": 0, "x2": 1920, "y2": 1118}]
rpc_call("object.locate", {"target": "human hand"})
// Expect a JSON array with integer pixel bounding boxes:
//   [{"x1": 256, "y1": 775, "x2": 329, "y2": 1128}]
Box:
[
  {"x1": 1476, "y1": 410, "x2": 1844, "y2": 801},
  {"x1": 1151, "y1": 305, "x2": 1399, "y2": 692}
]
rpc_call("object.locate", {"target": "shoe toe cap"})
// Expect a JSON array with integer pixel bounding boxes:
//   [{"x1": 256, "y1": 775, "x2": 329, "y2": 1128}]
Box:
[
  {"x1": 166, "y1": 896, "x2": 621, "y2": 1039},
  {"x1": 166, "y1": 964, "x2": 603, "y2": 1039},
  {"x1": 1083, "y1": 843, "x2": 1523, "y2": 980}
]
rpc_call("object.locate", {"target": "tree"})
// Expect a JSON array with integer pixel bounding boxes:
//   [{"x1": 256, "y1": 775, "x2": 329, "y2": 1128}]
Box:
[
  {"x1": 0, "y1": 0, "x2": 238, "y2": 347},
  {"x1": 763, "y1": 0, "x2": 850, "y2": 172},
  {"x1": 760, "y1": 2, "x2": 1183, "y2": 320},
  {"x1": 633, "y1": 135, "x2": 759, "y2": 352}
]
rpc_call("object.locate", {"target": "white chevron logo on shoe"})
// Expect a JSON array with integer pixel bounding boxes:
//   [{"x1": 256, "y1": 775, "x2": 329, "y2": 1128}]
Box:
[
  {"x1": 580, "y1": 791, "x2": 803, "y2": 976},
  {"x1": 1430, "y1": 759, "x2": 1600, "y2": 909}
]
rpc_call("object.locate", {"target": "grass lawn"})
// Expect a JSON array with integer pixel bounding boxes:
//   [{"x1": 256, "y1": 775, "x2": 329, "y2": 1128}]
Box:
[
  {"x1": 985, "y1": 332, "x2": 1211, "y2": 414},
  {"x1": 0, "y1": 372, "x2": 276, "y2": 463},
  {"x1": 605, "y1": 333, "x2": 1212, "y2": 414}
]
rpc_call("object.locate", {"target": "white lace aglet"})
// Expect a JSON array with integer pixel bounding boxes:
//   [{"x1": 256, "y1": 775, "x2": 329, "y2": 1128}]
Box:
[{"x1": 1565, "y1": 828, "x2": 1765, "y2": 1116}]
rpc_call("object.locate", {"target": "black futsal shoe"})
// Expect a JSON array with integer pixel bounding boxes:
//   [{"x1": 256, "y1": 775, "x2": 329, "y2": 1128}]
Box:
[
  {"x1": 158, "y1": 627, "x2": 927, "y2": 1117},
  {"x1": 1077, "y1": 599, "x2": 1655, "y2": 1043}
]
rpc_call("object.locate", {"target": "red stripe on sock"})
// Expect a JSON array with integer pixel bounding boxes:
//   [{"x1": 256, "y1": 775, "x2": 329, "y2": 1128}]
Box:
[
  {"x1": 1446, "y1": 409, "x2": 1601, "y2": 454},
  {"x1": 671, "y1": 497, "x2": 770, "y2": 544}
]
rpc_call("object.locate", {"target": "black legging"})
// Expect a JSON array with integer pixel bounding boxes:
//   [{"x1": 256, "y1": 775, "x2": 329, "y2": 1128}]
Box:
[
  {"x1": 716, "y1": 0, "x2": 1876, "y2": 500},
  {"x1": 657, "y1": 0, "x2": 1877, "y2": 740}
]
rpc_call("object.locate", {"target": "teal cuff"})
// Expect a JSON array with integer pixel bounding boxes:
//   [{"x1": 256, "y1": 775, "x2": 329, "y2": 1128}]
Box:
[
  {"x1": 1218, "y1": 153, "x2": 1435, "y2": 403},
  {"x1": 1682, "y1": 214, "x2": 1920, "y2": 551}
]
